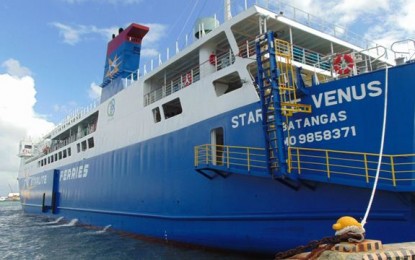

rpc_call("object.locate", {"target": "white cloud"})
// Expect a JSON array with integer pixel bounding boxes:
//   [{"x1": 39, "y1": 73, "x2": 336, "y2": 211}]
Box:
[
  {"x1": 138, "y1": 23, "x2": 167, "y2": 59},
  {"x1": 0, "y1": 60, "x2": 55, "y2": 195},
  {"x1": 282, "y1": 0, "x2": 389, "y2": 26},
  {"x1": 2, "y1": 59, "x2": 32, "y2": 78},
  {"x1": 51, "y1": 22, "x2": 167, "y2": 60},
  {"x1": 52, "y1": 22, "x2": 83, "y2": 45},
  {"x1": 359, "y1": 0, "x2": 415, "y2": 48},
  {"x1": 331, "y1": 0, "x2": 389, "y2": 25},
  {"x1": 142, "y1": 23, "x2": 167, "y2": 44},
  {"x1": 51, "y1": 22, "x2": 120, "y2": 45},
  {"x1": 53, "y1": 100, "x2": 79, "y2": 115},
  {"x1": 391, "y1": 0, "x2": 415, "y2": 33},
  {"x1": 141, "y1": 48, "x2": 159, "y2": 58},
  {"x1": 274, "y1": 0, "x2": 414, "y2": 49},
  {"x1": 88, "y1": 82, "x2": 102, "y2": 100}
]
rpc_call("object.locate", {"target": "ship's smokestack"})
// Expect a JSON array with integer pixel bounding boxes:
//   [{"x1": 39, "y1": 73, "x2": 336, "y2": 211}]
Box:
[{"x1": 100, "y1": 23, "x2": 149, "y2": 103}]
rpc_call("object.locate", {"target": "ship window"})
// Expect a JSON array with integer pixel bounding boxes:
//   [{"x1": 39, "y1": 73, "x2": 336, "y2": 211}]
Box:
[
  {"x1": 213, "y1": 72, "x2": 243, "y2": 96},
  {"x1": 68, "y1": 147, "x2": 71, "y2": 156},
  {"x1": 24, "y1": 145, "x2": 32, "y2": 149},
  {"x1": 63, "y1": 149, "x2": 67, "y2": 158},
  {"x1": 44, "y1": 158, "x2": 47, "y2": 165},
  {"x1": 162, "y1": 98, "x2": 182, "y2": 119},
  {"x1": 77, "y1": 143, "x2": 80, "y2": 153},
  {"x1": 88, "y1": 137, "x2": 94, "y2": 148},
  {"x1": 48, "y1": 157, "x2": 51, "y2": 164},
  {"x1": 58, "y1": 151, "x2": 62, "y2": 160},
  {"x1": 50, "y1": 155, "x2": 54, "y2": 163},
  {"x1": 54, "y1": 154, "x2": 57, "y2": 161},
  {"x1": 81, "y1": 141, "x2": 87, "y2": 151},
  {"x1": 152, "y1": 107, "x2": 161, "y2": 123}
]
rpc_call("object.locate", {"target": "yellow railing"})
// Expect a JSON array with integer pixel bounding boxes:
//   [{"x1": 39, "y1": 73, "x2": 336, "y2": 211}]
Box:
[
  {"x1": 194, "y1": 144, "x2": 415, "y2": 189},
  {"x1": 194, "y1": 144, "x2": 267, "y2": 172},
  {"x1": 288, "y1": 147, "x2": 415, "y2": 187}
]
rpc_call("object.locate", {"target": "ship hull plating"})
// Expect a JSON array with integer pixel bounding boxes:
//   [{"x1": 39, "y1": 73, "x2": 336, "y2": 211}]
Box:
[{"x1": 19, "y1": 63, "x2": 415, "y2": 253}]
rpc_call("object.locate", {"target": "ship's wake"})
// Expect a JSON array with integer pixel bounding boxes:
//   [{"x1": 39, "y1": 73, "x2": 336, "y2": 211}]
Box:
[
  {"x1": 95, "y1": 224, "x2": 112, "y2": 234},
  {"x1": 43, "y1": 216, "x2": 64, "y2": 225},
  {"x1": 48, "y1": 218, "x2": 78, "y2": 228},
  {"x1": 83, "y1": 224, "x2": 112, "y2": 235}
]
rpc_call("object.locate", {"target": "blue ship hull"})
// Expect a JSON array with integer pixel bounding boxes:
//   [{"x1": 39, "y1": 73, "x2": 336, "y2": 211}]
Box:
[{"x1": 19, "y1": 63, "x2": 415, "y2": 254}]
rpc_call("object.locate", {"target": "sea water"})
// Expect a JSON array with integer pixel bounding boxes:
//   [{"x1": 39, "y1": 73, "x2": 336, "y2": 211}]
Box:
[{"x1": 0, "y1": 202, "x2": 258, "y2": 259}]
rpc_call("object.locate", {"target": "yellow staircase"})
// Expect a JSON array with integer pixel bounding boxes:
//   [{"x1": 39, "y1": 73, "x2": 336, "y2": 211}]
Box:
[
  {"x1": 255, "y1": 32, "x2": 311, "y2": 179},
  {"x1": 274, "y1": 39, "x2": 311, "y2": 116}
]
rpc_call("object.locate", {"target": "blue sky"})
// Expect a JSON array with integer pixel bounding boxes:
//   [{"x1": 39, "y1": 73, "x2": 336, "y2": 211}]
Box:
[
  {"x1": 0, "y1": 0, "x2": 414, "y2": 195},
  {"x1": 0, "y1": 0, "x2": 224, "y2": 122}
]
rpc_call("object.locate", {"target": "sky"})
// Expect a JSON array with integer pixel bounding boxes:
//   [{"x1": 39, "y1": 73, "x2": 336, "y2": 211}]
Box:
[{"x1": 0, "y1": 0, "x2": 414, "y2": 196}]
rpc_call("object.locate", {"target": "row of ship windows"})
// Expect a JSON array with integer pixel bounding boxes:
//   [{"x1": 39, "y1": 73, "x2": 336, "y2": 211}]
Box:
[
  {"x1": 38, "y1": 137, "x2": 95, "y2": 167},
  {"x1": 150, "y1": 72, "x2": 244, "y2": 123}
]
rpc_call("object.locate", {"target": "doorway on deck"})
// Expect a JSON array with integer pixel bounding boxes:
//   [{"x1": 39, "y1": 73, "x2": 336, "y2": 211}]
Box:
[{"x1": 210, "y1": 127, "x2": 224, "y2": 166}]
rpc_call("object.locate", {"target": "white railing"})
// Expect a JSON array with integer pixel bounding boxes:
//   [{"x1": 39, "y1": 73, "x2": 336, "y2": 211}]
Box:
[
  {"x1": 253, "y1": 0, "x2": 374, "y2": 49},
  {"x1": 124, "y1": 0, "x2": 392, "y2": 84},
  {"x1": 46, "y1": 101, "x2": 97, "y2": 138},
  {"x1": 312, "y1": 45, "x2": 391, "y2": 84},
  {"x1": 143, "y1": 49, "x2": 235, "y2": 106},
  {"x1": 391, "y1": 39, "x2": 415, "y2": 64}
]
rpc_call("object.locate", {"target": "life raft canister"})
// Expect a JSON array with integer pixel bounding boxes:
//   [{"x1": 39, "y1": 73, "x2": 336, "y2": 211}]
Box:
[{"x1": 333, "y1": 54, "x2": 354, "y2": 75}]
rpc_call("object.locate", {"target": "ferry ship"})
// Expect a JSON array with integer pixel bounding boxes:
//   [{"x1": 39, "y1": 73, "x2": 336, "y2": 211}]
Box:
[{"x1": 17, "y1": 1, "x2": 415, "y2": 254}]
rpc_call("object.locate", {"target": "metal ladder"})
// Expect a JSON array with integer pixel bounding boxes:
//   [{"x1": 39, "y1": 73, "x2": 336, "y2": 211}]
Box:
[{"x1": 255, "y1": 31, "x2": 311, "y2": 179}]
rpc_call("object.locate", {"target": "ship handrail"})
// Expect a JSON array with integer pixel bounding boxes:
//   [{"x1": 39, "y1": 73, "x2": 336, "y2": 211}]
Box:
[
  {"x1": 237, "y1": 37, "x2": 331, "y2": 72},
  {"x1": 259, "y1": 1, "x2": 387, "y2": 54},
  {"x1": 24, "y1": 124, "x2": 97, "y2": 164},
  {"x1": 118, "y1": 2, "x2": 396, "y2": 97},
  {"x1": 289, "y1": 146, "x2": 415, "y2": 188},
  {"x1": 45, "y1": 101, "x2": 98, "y2": 139},
  {"x1": 194, "y1": 144, "x2": 415, "y2": 190},
  {"x1": 194, "y1": 144, "x2": 267, "y2": 171},
  {"x1": 126, "y1": 2, "x2": 390, "y2": 83},
  {"x1": 356, "y1": 45, "x2": 388, "y2": 71},
  {"x1": 391, "y1": 39, "x2": 415, "y2": 62},
  {"x1": 143, "y1": 66, "x2": 201, "y2": 106},
  {"x1": 312, "y1": 45, "x2": 390, "y2": 84},
  {"x1": 143, "y1": 49, "x2": 235, "y2": 106},
  {"x1": 139, "y1": 27, "x2": 395, "y2": 105},
  {"x1": 23, "y1": 105, "x2": 98, "y2": 164}
]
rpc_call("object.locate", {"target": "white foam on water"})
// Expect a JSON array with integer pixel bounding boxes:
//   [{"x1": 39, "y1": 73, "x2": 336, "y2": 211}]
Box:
[
  {"x1": 44, "y1": 216, "x2": 64, "y2": 225},
  {"x1": 95, "y1": 224, "x2": 112, "y2": 234},
  {"x1": 49, "y1": 218, "x2": 78, "y2": 228},
  {"x1": 2, "y1": 252, "x2": 12, "y2": 258},
  {"x1": 82, "y1": 224, "x2": 112, "y2": 235}
]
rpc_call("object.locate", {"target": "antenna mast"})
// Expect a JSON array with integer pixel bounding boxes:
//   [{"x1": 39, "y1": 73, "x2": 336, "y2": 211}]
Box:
[{"x1": 224, "y1": 0, "x2": 232, "y2": 21}]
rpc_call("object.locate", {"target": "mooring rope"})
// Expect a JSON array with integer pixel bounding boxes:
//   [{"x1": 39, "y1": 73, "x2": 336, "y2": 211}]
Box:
[{"x1": 361, "y1": 66, "x2": 389, "y2": 228}]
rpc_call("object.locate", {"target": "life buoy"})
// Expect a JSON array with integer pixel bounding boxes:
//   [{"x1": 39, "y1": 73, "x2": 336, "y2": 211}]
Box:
[{"x1": 333, "y1": 54, "x2": 354, "y2": 75}]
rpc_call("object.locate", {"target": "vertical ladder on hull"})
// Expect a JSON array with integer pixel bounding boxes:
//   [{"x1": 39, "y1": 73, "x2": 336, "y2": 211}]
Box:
[{"x1": 255, "y1": 31, "x2": 311, "y2": 179}]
